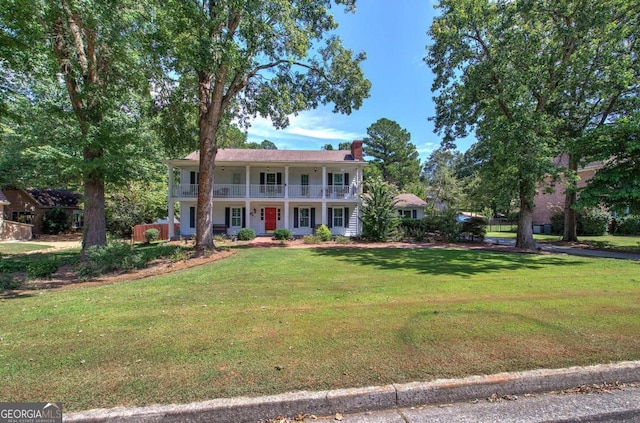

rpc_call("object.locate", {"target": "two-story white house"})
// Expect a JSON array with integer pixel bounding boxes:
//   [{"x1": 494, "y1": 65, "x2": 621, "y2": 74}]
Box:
[{"x1": 166, "y1": 141, "x2": 366, "y2": 238}]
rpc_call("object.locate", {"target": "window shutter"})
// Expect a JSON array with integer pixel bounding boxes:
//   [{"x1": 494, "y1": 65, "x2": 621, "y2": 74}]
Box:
[
  {"x1": 344, "y1": 207, "x2": 349, "y2": 227},
  {"x1": 310, "y1": 208, "x2": 316, "y2": 227},
  {"x1": 293, "y1": 208, "x2": 299, "y2": 228},
  {"x1": 327, "y1": 173, "x2": 333, "y2": 186},
  {"x1": 260, "y1": 172, "x2": 265, "y2": 184},
  {"x1": 328, "y1": 208, "x2": 333, "y2": 228},
  {"x1": 242, "y1": 207, "x2": 246, "y2": 227},
  {"x1": 190, "y1": 171, "x2": 196, "y2": 185},
  {"x1": 412, "y1": 210, "x2": 417, "y2": 219},
  {"x1": 225, "y1": 207, "x2": 230, "y2": 228},
  {"x1": 344, "y1": 173, "x2": 350, "y2": 186},
  {"x1": 277, "y1": 172, "x2": 282, "y2": 185},
  {"x1": 189, "y1": 207, "x2": 196, "y2": 228}
]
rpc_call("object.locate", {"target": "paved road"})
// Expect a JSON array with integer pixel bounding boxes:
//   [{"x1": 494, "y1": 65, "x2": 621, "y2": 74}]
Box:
[
  {"x1": 485, "y1": 237, "x2": 640, "y2": 260},
  {"x1": 309, "y1": 384, "x2": 640, "y2": 422}
]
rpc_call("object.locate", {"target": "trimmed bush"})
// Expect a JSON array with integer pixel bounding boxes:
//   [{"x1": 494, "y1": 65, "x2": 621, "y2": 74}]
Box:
[
  {"x1": 273, "y1": 228, "x2": 293, "y2": 241},
  {"x1": 315, "y1": 224, "x2": 332, "y2": 242},
  {"x1": 144, "y1": 228, "x2": 160, "y2": 243},
  {"x1": 237, "y1": 228, "x2": 256, "y2": 241},
  {"x1": 615, "y1": 215, "x2": 640, "y2": 235}
]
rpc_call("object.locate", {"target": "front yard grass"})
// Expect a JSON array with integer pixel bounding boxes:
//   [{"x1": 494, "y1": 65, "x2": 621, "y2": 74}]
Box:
[
  {"x1": 0, "y1": 242, "x2": 55, "y2": 255},
  {"x1": 1, "y1": 247, "x2": 639, "y2": 411}
]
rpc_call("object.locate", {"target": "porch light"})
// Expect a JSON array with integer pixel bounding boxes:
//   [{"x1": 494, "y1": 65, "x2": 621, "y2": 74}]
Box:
[
  {"x1": 222, "y1": 166, "x2": 225, "y2": 171},
  {"x1": 314, "y1": 167, "x2": 317, "y2": 172}
]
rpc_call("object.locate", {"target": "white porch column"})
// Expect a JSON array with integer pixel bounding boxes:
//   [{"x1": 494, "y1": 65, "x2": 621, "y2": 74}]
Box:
[
  {"x1": 245, "y1": 199, "x2": 251, "y2": 229},
  {"x1": 167, "y1": 164, "x2": 175, "y2": 239},
  {"x1": 284, "y1": 165, "x2": 289, "y2": 199},
  {"x1": 322, "y1": 166, "x2": 327, "y2": 199},
  {"x1": 322, "y1": 202, "x2": 327, "y2": 227},
  {"x1": 245, "y1": 165, "x2": 251, "y2": 198}
]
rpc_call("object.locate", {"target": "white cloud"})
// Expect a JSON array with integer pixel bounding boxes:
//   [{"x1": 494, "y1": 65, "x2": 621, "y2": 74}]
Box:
[{"x1": 245, "y1": 110, "x2": 363, "y2": 149}]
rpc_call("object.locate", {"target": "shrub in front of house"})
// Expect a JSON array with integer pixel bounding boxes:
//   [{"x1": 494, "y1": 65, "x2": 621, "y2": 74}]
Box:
[
  {"x1": 77, "y1": 241, "x2": 145, "y2": 280},
  {"x1": 303, "y1": 235, "x2": 321, "y2": 244},
  {"x1": 397, "y1": 210, "x2": 460, "y2": 242},
  {"x1": 335, "y1": 235, "x2": 351, "y2": 244},
  {"x1": 27, "y1": 258, "x2": 59, "y2": 279},
  {"x1": 273, "y1": 228, "x2": 292, "y2": 241},
  {"x1": 551, "y1": 208, "x2": 611, "y2": 236},
  {"x1": 580, "y1": 208, "x2": 610, "y2": 236},
  {"x1": 615, "y1": 215, "x2": 640, "y2": 235},
  {"x1": 144, "y1": 228, "x2": 160, "y2": 243},
  {"x1": 42, "y1": 207, "x2": 71, "y2": 235},
  {"x1": 237, "y1": 228, "x2": 256, "y2": 241},
  {"x1": 460, "y1": 216, "x2": 487, "y2": 240},
  {"x1": 315, "y1": 224, "x2": 332, "y2": 241}
]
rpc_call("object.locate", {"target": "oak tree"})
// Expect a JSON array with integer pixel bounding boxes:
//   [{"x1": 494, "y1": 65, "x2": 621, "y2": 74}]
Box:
[{"x1": 156, "y1": 0, "x2": 371, "y2": 252}]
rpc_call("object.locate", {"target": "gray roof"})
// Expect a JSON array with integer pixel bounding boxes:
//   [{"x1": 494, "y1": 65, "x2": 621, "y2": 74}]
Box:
[
  {"x1": 27, "y1": 188, "x2": 81, "y2": 208},
  {"x1": 0, "y1": 189, "x2": 9, "y2": 205},
  {"x1": 184, "y1": 149, "x2": 362, "y2": 163},
  {"x1": 395, "y1": 193, "x2": 428, "y2": 208}
]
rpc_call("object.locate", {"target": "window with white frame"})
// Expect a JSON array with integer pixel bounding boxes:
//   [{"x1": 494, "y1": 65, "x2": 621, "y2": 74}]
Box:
[
  {"x1": 333, "y1": 207, "x2": 343, "y2": 227},
  {"x1": 232, "y1": 173, "x2": 241, "y2": 184},
  {"x1": 333, "y1": 173, "x2": 344, "y2": 186},
  {"x1": 231, "y1": 207, "x2": 242, "y2": 227},
  {"x1": 299, "y1": 208, "x2": 310, "y2": 227}
]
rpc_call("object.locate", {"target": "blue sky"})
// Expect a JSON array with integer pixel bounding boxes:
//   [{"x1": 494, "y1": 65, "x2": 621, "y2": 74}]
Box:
[{"x1": 245, "y1": 1, "x2": 475, "y2": 161}]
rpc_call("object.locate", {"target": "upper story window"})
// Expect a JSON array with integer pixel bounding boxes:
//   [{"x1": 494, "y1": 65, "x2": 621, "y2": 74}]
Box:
[{"x1": 333, "y1": 173, "x2": 344, "y2": 186}]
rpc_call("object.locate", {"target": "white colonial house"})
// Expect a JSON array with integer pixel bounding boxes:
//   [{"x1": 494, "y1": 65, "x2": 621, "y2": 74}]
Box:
[{"x1": 166, "y1": 141, "x2": 366, "y2": 238}]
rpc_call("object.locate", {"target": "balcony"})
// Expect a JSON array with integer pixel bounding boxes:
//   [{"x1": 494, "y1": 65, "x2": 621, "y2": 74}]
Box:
[{"x1": 171, "y1": 184, "x2": 359, "y2": 200}]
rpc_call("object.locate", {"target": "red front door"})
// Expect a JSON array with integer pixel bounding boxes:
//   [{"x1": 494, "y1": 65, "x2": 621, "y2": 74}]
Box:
[{"x1": 265, "y1": 207, "x2": 277, "y2": 232}]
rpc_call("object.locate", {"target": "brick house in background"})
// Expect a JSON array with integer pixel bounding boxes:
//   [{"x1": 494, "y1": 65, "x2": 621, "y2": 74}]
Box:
[
  {"x1": 532, "y1": 156, "x2": 603, "y2": 230},
  {"x1": 2, "y1": 188, "x2": 83, "y2": 235}
]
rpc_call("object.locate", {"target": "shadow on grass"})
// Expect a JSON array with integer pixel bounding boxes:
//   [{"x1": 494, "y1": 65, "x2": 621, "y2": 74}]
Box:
[{"x1": 310, "y1": 247, "x2": 587, "y2": 277}]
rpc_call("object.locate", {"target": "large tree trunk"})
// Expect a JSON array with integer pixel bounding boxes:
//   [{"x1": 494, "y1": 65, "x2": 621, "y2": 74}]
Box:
[
  {"x1": 82, "y1": 148, "x2": 107, "y2": 254},
  {"x1": 516, "y1": 181, "x2": 537, "y2": 249},
  {"x1": 194, "y1": 72, "x2": 223, "y2": 253},
  {"x1": 563, "y1": 157, "x2": 579, "y2": 242}
]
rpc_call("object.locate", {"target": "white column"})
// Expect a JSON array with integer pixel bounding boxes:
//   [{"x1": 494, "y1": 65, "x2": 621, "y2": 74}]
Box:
[
  {"x1": 167, "y1": 164, "x2": 175, "y2": 239},
  {"x1": 284, "y1": 165, "x2": 289, "y2": 199},
  {"x1": 245, "y1": 165, "x2": 251, "y2": 198},
  {"x1": 245, "y1": 199, "x2": 251, "y2": 229},
  {"x1": 322, "y1": 166, "x2": 327, "y2": 199}
]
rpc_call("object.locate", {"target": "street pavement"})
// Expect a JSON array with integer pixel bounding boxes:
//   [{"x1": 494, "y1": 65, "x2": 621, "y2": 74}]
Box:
[{"x1": 308, "y1": 384, "x2": 640, "y2": 422}]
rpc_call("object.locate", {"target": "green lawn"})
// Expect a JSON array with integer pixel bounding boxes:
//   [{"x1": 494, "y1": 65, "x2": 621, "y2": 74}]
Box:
[
  {"x1": 0, "y1": 242, "x2": 55, "y2": 255},
  {"x1": 1, "y1": 247, "x2": 639, "y2": 411}
]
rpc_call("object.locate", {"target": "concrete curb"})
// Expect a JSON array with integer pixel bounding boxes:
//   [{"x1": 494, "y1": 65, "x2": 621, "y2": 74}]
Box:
[{"x1": 64, "y1": 360, "x2": 640, "y2": 422}]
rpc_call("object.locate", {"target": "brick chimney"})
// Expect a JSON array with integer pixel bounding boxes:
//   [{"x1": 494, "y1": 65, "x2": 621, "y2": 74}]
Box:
[{"x1": 350, "y1": 140, "x2": 363, "y2": 161}]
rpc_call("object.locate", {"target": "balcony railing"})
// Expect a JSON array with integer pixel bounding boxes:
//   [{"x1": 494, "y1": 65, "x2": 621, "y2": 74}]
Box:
[{"x1": 172, "y1": 184, "x2": 359, "y2": 199}]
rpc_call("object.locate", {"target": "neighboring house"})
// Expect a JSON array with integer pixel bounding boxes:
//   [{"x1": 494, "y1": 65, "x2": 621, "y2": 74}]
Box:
[
  {"x1": 532, "y1": 156, "x2": 603, "y2": 228},
  {"x1": 2, "y1": 188, "x2": 83, "y2": 235},
  {"x1": 165, "y1": 141, "x2": 366, "y2": 238},
  {"x1": 395, "y1": 193, "x2": 428, "y2": 219},
  {"x1": 0, "y1": 188, "x2": 33, "y2": 241}
]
